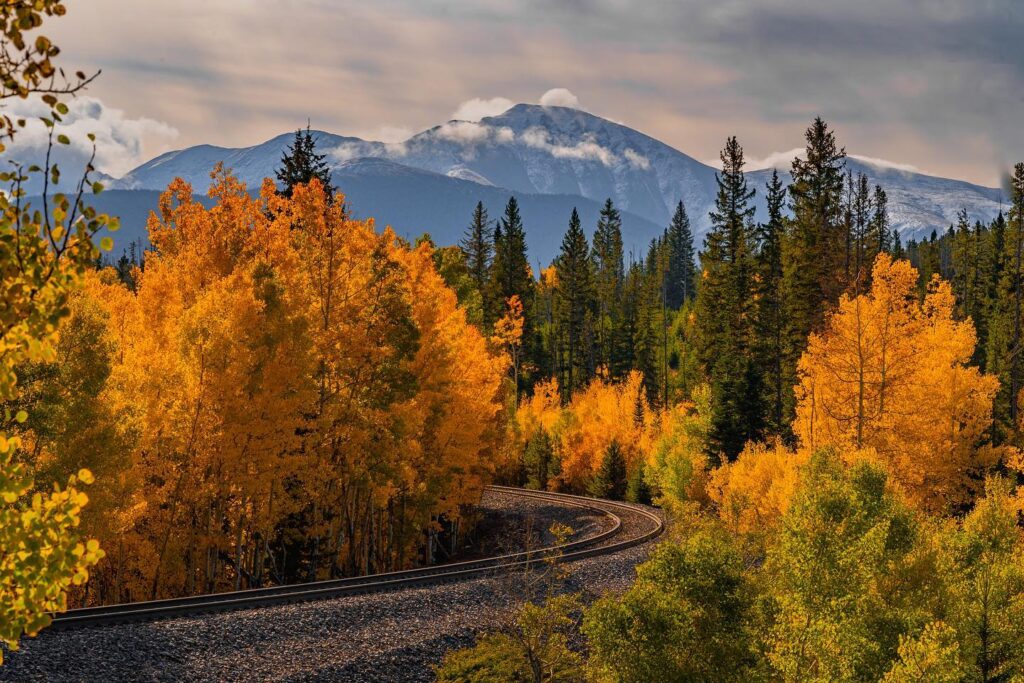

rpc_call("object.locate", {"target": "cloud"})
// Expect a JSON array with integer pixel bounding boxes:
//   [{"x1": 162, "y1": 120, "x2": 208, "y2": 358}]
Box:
[
  {"x1": 3, "y1": 96, "x2": 179, "y2": 178},
  {"x1": 521, "y1": 127, "x2": 618, "y2": 166},
  {"x1": 727, "y1": 147, "x2": 922, "y2": 176},
  {"x1": 331, "y1": 141, "x2": 370, "y2": 162},
  {"x1": 623, "y1": 148, "x2": 651, "y2": 170},
  {"x1": 743, "y1": 148, "x2": 805, "y2": 170},
  {"x1": 850, "y1": 154, "x2": 919, "y2": 174},
  {"x1": 53, "y1": 0, "x2": 1021, "y2": 186},
  {"x1": 435, "y1": 121, "x2": 514, "y2": 145},
  {"x1": 539, "y1": 88, "x2": 581, "y2": 109},
  {"x1": 436, "y1": 121, "x2": 492, "y2": 144},
  {"x1": 451, "y1": 96, "x2": 514, "y2": 122}
]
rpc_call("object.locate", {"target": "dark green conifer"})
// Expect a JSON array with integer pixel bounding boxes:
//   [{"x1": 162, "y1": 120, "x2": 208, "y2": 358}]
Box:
[
  {"x1": 625, "y1": 460, "x2": 652, "y2": 505},
  {"x1": 696, "y1": 136, "x2": 762, "y2": 461},
  {"x1": 780, "y1": 118, "x2": 847, "y2": 427},
  {"x1": 460, "y1": 201, "x2": 493, "y2": 318},
  {"x1": 524, "y1": 428, "x2": 555, "y2": 491},
  {"x1": 554, "y1": 207, "x2": 595, "y2": 400},
  {"x1": 588, "y1": 441, "x2": 627, "y2": 500},
  {"x1": 755, "y1": 170, "x2": 787, "y2": 438},
  {"x1": 275, "y1": 124, "x2": 335, "y2": 199},
  {"x1": 592, "y1": 199, "x2": 626, "y2": 376},
  {"x1": 665, "y1": 201, "x2": 696, "y2": 309}
]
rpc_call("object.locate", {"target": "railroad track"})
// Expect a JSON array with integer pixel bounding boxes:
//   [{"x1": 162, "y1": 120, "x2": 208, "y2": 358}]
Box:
[{"x1": 50, "y1": 486, "x2": 663, "y2": 630}]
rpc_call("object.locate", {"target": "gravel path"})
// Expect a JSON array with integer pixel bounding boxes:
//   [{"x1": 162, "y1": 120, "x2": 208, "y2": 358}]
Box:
[{"x1": 0, "y1": 492, "x2": 661, "y2": 683}]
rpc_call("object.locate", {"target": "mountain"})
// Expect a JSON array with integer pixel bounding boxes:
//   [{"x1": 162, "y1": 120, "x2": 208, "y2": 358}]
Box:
[
  {"x1": 90, "y1": 160, "x2": 664, "y2": 266},
  {"x1": 297, "y1": 157, "x2": 664, "y2": 263},
  {"x1": 106, "y1": 104, "x2": 1008, "y2": 263}
]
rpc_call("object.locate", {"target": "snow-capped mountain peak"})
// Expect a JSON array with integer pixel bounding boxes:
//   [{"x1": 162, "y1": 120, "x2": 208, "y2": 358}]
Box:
[{"x1": 111, "y1": 103, "x2": 1007, "y2": 257}]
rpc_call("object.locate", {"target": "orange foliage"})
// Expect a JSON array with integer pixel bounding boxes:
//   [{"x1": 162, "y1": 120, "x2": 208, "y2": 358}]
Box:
[
  {"x1": 795, "y1": 254, "x2": 1001, "y2": 511},
  {"x1": 516, "y1": 371, "x2": 657, "y2": 493},
  {"x1": 46, "y1": 170, "x2": 506, "y2": 603},
  {"x1": 709, "y1": 441, "x2": 807, "y2": 535}
]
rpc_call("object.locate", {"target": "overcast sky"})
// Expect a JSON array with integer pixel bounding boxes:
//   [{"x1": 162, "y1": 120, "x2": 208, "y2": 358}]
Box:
[{"x1": 32, "y1": 0, "x2": 1024, "y2": 185}]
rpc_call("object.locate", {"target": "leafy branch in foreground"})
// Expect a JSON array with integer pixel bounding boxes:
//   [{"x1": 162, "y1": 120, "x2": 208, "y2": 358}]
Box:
[{"x1": 0, "y1": 0, "x2": 111, "y2": 662}]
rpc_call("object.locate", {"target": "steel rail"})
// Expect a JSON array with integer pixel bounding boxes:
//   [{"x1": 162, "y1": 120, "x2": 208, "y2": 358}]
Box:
[{"x1": 51, "y1": 486, "x2": 663, "y2": 629}]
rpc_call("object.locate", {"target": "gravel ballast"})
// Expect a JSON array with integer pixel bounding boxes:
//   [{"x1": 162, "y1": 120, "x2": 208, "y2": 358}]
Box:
[{"x1": 0, "y1": 490, "x2": 661, "y2": 682}]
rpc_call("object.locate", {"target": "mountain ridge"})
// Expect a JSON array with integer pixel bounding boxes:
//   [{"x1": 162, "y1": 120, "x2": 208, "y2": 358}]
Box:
[{"x1": 108, "y1": 104, "x2": 1008, "y2": 262}]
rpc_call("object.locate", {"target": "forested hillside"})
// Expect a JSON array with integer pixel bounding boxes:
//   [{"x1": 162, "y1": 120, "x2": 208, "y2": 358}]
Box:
[{"x1": 3, "y1": 2, "x2": 1024, "y2": 680}]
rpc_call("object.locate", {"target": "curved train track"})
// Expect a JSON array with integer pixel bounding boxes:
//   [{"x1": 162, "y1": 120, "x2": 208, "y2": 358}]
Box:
[{"x1": 51, "y1": 485, "x2": 663, "y2": 630}]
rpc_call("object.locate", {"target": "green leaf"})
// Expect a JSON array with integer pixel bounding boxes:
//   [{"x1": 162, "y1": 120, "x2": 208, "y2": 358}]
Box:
[
  {"x1": 56, "y1": 134, "x2": 69, "y2": 145},
  {"x1": 14, "y1": 411, "x2": 27, "y2": 424},
  {"x1": 100, "y1": 236, "x2": 113, "y2": 252}
]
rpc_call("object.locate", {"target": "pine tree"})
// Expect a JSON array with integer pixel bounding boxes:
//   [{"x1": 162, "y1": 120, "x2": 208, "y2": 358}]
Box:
[
  {"x1": 988, "y1": 165, "x2": 1024, "y2": 436},
  {"x1": 870, "y1": 185, "x2": 891, "y2": 256},
  {"x1": 1009, "y1": 163, "x2": 1024, "y2": 433},
  {"x1": 625, "y1": 459, "x2": 652, "y2": 505},
  {"x1": 755, "y1": 170, "x2": 788, "y2": 438},
  {"x1": 967, "y1": 219, "x2": 991, "y2": 365},
  {"x1": 891, "y1": 227, "x2": 905, "y2": 259},
  {"x1": 592, "y1": 198, "x2": 626, "y2": 376},
  {"x1": 461, "y1": 201, "x2": 493, "y2": 318},
  {"x1": 622, "y1": 259, "x2": 658, "y2": 397},
  {"x1": 780, "y1": 118, "x2": 847, "y2": 427},
  {"x1": 554, "y1": 208, "x2": 595, "y2": 400},
  {"x1": 489, "y1": 197, "x2": 536, "y2": 384},
  {"x1": 588, "y1": 441, "x2": 627, "y2": 500},
  {"x1": 627, "y1": 236, "x2": 671, "y2": 405},
  {"x1": 950, "y1": 208, "x2": 974, "y2": 317},
  {"x1": 849, "y1": 172, "x2": 871, "y2": 292},
  {"x1": 489, "y1": 197, "x2": 533, "y2": 321},
  {"x1": 275, "y1": 124, "x2": 335, "y2": 199},
  {"x1": 785, "y1": 117, "x2": 848, "y2": 311},
  {"x1": 665, "y1": 200, "x2": 696, "y2": 309},
  {"x1": 696, "y1": 136, "x2": 763, "y2": 461},
  {"x1": 524, "y1": 428, "x2": 555, "y2": 491},
  {"x1": 918, "y1": 230, "x2": 942, "y2": 292}
]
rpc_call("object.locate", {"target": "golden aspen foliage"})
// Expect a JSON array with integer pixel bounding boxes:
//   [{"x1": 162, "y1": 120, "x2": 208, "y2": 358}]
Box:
[
  {"x1": 644, "y1": 384, "x2": 713, "y2": 513},
  {"x1": 0, "y1": 1, "x2": 112, "y2": 655},
  {"x1": 39, "y1": 171, "x2": 508, "y2": 601},
  {"x1": 390, "y1": 239, "x2": 507, "y2": 528},
  {"x1": 492, "y1": 294, "x2": 525, "y2": 401},
  {"x1": 549, "y1": 371, "x2": 655, "y2": 492},
  {"x1": 517, "y1": 378, "x2": 562, "y2": 446},
  {"x1": 709, "y1": 440, "x2": 807, "y2": 536},
  {"x1": 795, "y1": 254, "x2": 1002, "y2": 511},
  {"x1": 94, "y1": 169, "x2": 313, "y2": 599}
]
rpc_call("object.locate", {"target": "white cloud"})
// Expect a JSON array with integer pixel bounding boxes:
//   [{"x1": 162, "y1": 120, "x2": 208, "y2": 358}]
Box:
[
  {"x1": 435, "y1": 121, "x2": 515, "y2": 146},
  {"x1": 493, "y1": 126, "x2": 515, "y2": 143},
  {"x1": 726, "y1": 148, "x2": 922, "y2": 176},
  {"x1": 521, "y1": 126, "x2": 618, "y2": 166},
  {"x1": 623, "y1": 148, "x2": 651, "y2": 170},
  {"x1": 850, "y1": 154, "x2": 919, "y2": 174},
  {"x1": 521, "y1": 127, "x2": 551, "y2": 149},
  {"x1": 451, "y1": 96, "x2": 514, "y2": 122},
  {"x1": 743, "y1": 147, "x2": 804, "y2": 171},
  {"x1": 3, "y1": 96, "x2": 179, "y2": 178},
  {"x1": 437, "y1": 121, "x2": 492, "y2": 144},
  {"x1": 331, "y1": 141, "x2": 368, "y2": 162},
  {"x1": 539, "y1": 88, "x2": 581, "y2": 109},
  {"x1": 332, "y1": 136, "x2": 409, "y2": 163}
]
